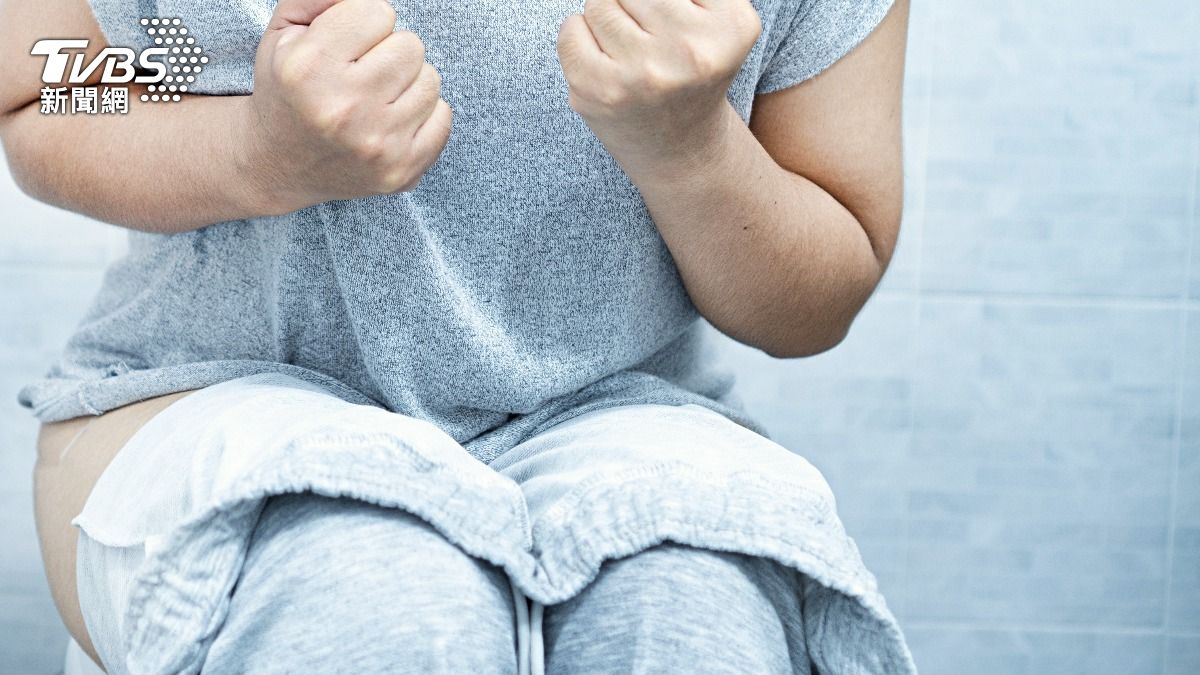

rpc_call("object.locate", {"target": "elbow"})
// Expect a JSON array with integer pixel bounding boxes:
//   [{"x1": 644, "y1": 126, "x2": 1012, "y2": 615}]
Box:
[
  {"x1": 755, "y1": 277, "x2": 878, "y2": 359},
  {"x1": 1, "y1": 126, "x2": 36, "y2": 198},
  {"x1": 1, "y1": 107, "x2": 65, "y2": 209},
  {"x1": 2, "y1": 107, "x2": 32, "y2": 182},
  {"x1": 759, "y1": 319, "x2": 853, "y2": 359},
  {"x1": 1, "y1": 133, "x2": 50, "y2": 206}
]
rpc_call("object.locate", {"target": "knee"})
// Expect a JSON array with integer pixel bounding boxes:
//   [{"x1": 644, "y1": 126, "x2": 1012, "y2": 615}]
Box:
[
  {"x1": 204, "y1": 493, "x2": 517, "y2": 672},
  {"x1": 584, "y1": 543, "x2": 790, "y2": 611},
  {"x1": 245, "y1": 492, "x2": 509, "y2": 609},
  {"x1": 544, "y1": 544, "x2": 803, "y2": 672}
]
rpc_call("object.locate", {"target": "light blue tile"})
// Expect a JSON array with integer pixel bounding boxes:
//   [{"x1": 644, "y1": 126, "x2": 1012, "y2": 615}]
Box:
[
  {"x1": 0, "y1": 370, "x2": 66, "y2": 667},
  {"x1": 1166, "y1": 636, "x2": 1200, "y2": 675},
  {"x1": 1191, "y1": 201, "x2": 1199, "y2": 300},
  {"x1": 0, "y1": 160, "x2": 127, "y2": 268},
  {"x1": 906, "y1": 627, "x2": 1163, "y2": 675},
  {"x1": 0, "y1": 268, "x2": 109, "y2": 370},
  {"x1": 1191, "y1": 251, "x2": 1200, "y2": 303},
  {"x1": 919, "y1": 0, "x2": 1198, "y2": 299},
  {"x1": 713, "y1": 293, "x2": 918, "y2": 613},
  {"x1": 0, "y1": 504, "x2": 44, "y2": 596},
  {"x1": 0, "y1": 413, "x2": 54, "y2": 673},
  {"x1": 0, "y1": 269, "x2": 107, "y2": 671},
  {"x1": 880, "y1": 0, "x2": 935, "y2": 293},
  {"x1": 717, "y1": 294, "x2": 917, "y2": 442},
  {"x1": 1170, "y1": 309, "x2": 1200, "y2": 631},
  {"x1": 1168, "y1": 525, "x2": 1200, "y2": 631},
  {"x1": 0, "y1": 592, "x2": 67, "y2": 675},
  {"x1": 906, "y1": 300, "x2": 1179, "y2": 626},
  {"x1": 0, "y1": 359, "x2": 77, "y2": 672}
]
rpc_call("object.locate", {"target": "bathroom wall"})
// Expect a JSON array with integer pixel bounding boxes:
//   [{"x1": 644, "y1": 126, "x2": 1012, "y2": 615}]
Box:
[
  {"x1": 719, "y1": 0, "x2": 1200, "y2": 672},
  {"x1": 2, "y1": 0, "x2": 1197, "y2": 671}
]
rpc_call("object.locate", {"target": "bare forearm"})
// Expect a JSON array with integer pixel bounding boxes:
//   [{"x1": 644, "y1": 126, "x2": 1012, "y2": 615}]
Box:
[
  {"x1": 624, "y1": 102, "x2": 886, "y2": 358},
  {"x1": 557, "y1": 0, "x2": 903, "y2": 358},
  {"x1": 0, "y1": 92, "x2": 270, "y2": 232},
  {"x1": 0, "y1": 0, "x2": 451, "y2": 233}
]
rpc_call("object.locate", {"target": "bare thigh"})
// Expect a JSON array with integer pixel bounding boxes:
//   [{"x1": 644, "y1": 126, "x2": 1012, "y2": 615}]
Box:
[{"x1": 33, "y1": 390, "x2": 195, "y2": 668}]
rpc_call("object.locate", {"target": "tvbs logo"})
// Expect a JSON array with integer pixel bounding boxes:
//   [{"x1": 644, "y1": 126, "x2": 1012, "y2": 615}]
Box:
[{"x1": 32, "y1": 17, "x2": 206, "y2": 114}]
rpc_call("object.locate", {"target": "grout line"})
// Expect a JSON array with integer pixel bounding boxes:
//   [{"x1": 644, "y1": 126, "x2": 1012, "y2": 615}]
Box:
[
  {"x1": 903, "y1": 620, "x2": 1200, "y2": 638},
  {"x1": 871, "y1": 287, "x2": 1200, "y2": 311},
  {"x1": 896, "y1": 0, "x2": 938, "y2": 625},
  {"x1": 0, "y1": 260, "x2": 110, "y2": 272}
]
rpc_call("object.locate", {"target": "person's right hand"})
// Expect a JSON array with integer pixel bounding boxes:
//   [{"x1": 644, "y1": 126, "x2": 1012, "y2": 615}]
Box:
[{"x1": 239, "y1": 0, "x2": 452, "y2": 215}]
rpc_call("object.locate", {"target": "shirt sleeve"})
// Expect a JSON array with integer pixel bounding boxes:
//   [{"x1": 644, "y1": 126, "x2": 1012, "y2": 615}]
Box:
[
  {"x1": 756, "y1": 0, "x2": 896, "y2": 95},
  {"x1": 84, "y1": 1, "x2": 266, "y2": 95},
  {"x1": 86, "y1": 0, "x2": 156, "y2": 51}
]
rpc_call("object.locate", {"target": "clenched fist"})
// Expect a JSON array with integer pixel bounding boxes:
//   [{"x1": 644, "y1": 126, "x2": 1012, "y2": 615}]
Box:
[
  {"x1": 240, "y1": 0, "x2": 452, "y2": 214},
  {"x1": 556, "y1": 0, "x2": 761, "y2": 170}
]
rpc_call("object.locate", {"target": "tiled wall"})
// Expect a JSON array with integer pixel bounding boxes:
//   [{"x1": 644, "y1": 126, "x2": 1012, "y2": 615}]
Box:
[
  {"x1": 720, "y1": 0, "x2": 1200, "y2": 672},
  {"x1": 1, "y1": 0, "x2": 1197, "y2": 672}
]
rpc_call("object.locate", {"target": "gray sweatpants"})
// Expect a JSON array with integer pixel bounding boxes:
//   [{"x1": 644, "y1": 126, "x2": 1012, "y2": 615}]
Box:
[
  {"x1": 200, "y1": 492, "x2": 808, "y2": 673},
  {"x1": 73, "y1": 374, "x2": 914, "y2": 674}
]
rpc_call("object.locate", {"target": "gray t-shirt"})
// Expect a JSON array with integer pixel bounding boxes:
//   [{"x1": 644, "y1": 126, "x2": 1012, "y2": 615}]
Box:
[{"x1": 20, "y1": 0, "x2": 894, "y2": 462}]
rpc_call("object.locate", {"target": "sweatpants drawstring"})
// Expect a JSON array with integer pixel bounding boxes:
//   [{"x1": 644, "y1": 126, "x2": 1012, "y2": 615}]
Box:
[
  {"x1": 510, "y1": 577, "x2": 530, "y2": 675},
  {"x1": 510, "y1": 577, "x2": 545, "y2": 675},
  {"x1": 530, "y1": 599, "x2": 544, "y2": 675}
]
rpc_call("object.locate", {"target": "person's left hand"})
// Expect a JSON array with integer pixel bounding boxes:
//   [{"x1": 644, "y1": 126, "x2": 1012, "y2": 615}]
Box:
[{"x1": 556, "y1": 0, "x2": 761, "y2": 172}]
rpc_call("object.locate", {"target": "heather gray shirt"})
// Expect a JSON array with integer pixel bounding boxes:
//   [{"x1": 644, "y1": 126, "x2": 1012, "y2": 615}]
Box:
[{"x1": 20, "y1": 0, "x2": 895, "y2": 462}]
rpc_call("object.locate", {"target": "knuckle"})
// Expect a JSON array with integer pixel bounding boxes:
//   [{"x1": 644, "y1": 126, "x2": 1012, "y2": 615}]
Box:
[
  {"x1": 647, "y1": 0, "x2": 674, "y2": 15},
  {"x1": 372, "y1": 0, "x2": 398, "y2": 28},
  {"x1": 395, "y1": 30, "x2": 426, "y2": 62},
  {"x1": 740, "y1": 7, "x2": 764, "y2": 40},
  {"x1": 682, "y1": 42, "x2": 719, "y2": 79},
  {"x1": 379, "y1": 168, "x2": 417, "y2": 193},
  {"x1": 594, "y1": 83, "x2": 627, "y2": 109},
  {"x1": 424, "y1": 64, "x2": 443, "y2": 92},
  {"x1": 561, "y1": 12, "x2": 586, "y2": 38},
  {"x1": 353, "y1": 134, "x2": 388, "y2": 161},
  {"x1": 582, "y1": 0, "x2": 612, "y2": 28},
  {"x1": 407, "y1": 64, "x2": 441, "y2": 104},
  {"x1": 276, "y1": 48, "x2": 318, "y2": 87},
  {"x1": 313, "y1": 100, "x2": 353, "y2": 134},
  {"x1": 637, "y1": 63, "x2": 670, "y2": 92},
  {"x1": 739, "y1": 6, "x2": 758, "y2": 37},
  {"x1": 566, "y1": 90, "x2": 586, "y2": 114},
  {"x1": 432, "y1": 103, "x2": 453, "y2": 141}
]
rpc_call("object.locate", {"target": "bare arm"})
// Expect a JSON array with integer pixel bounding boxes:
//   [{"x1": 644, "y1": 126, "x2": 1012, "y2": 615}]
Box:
[
  {"x1": 558, "y1": 0, "x2": 908, "y2": 358},
  {"x1": 0, "y1": 0, "x2": 451, "y2": 233},
  {"x1": 0, "y1": 86, "x2": 269, "y2": 232}
]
